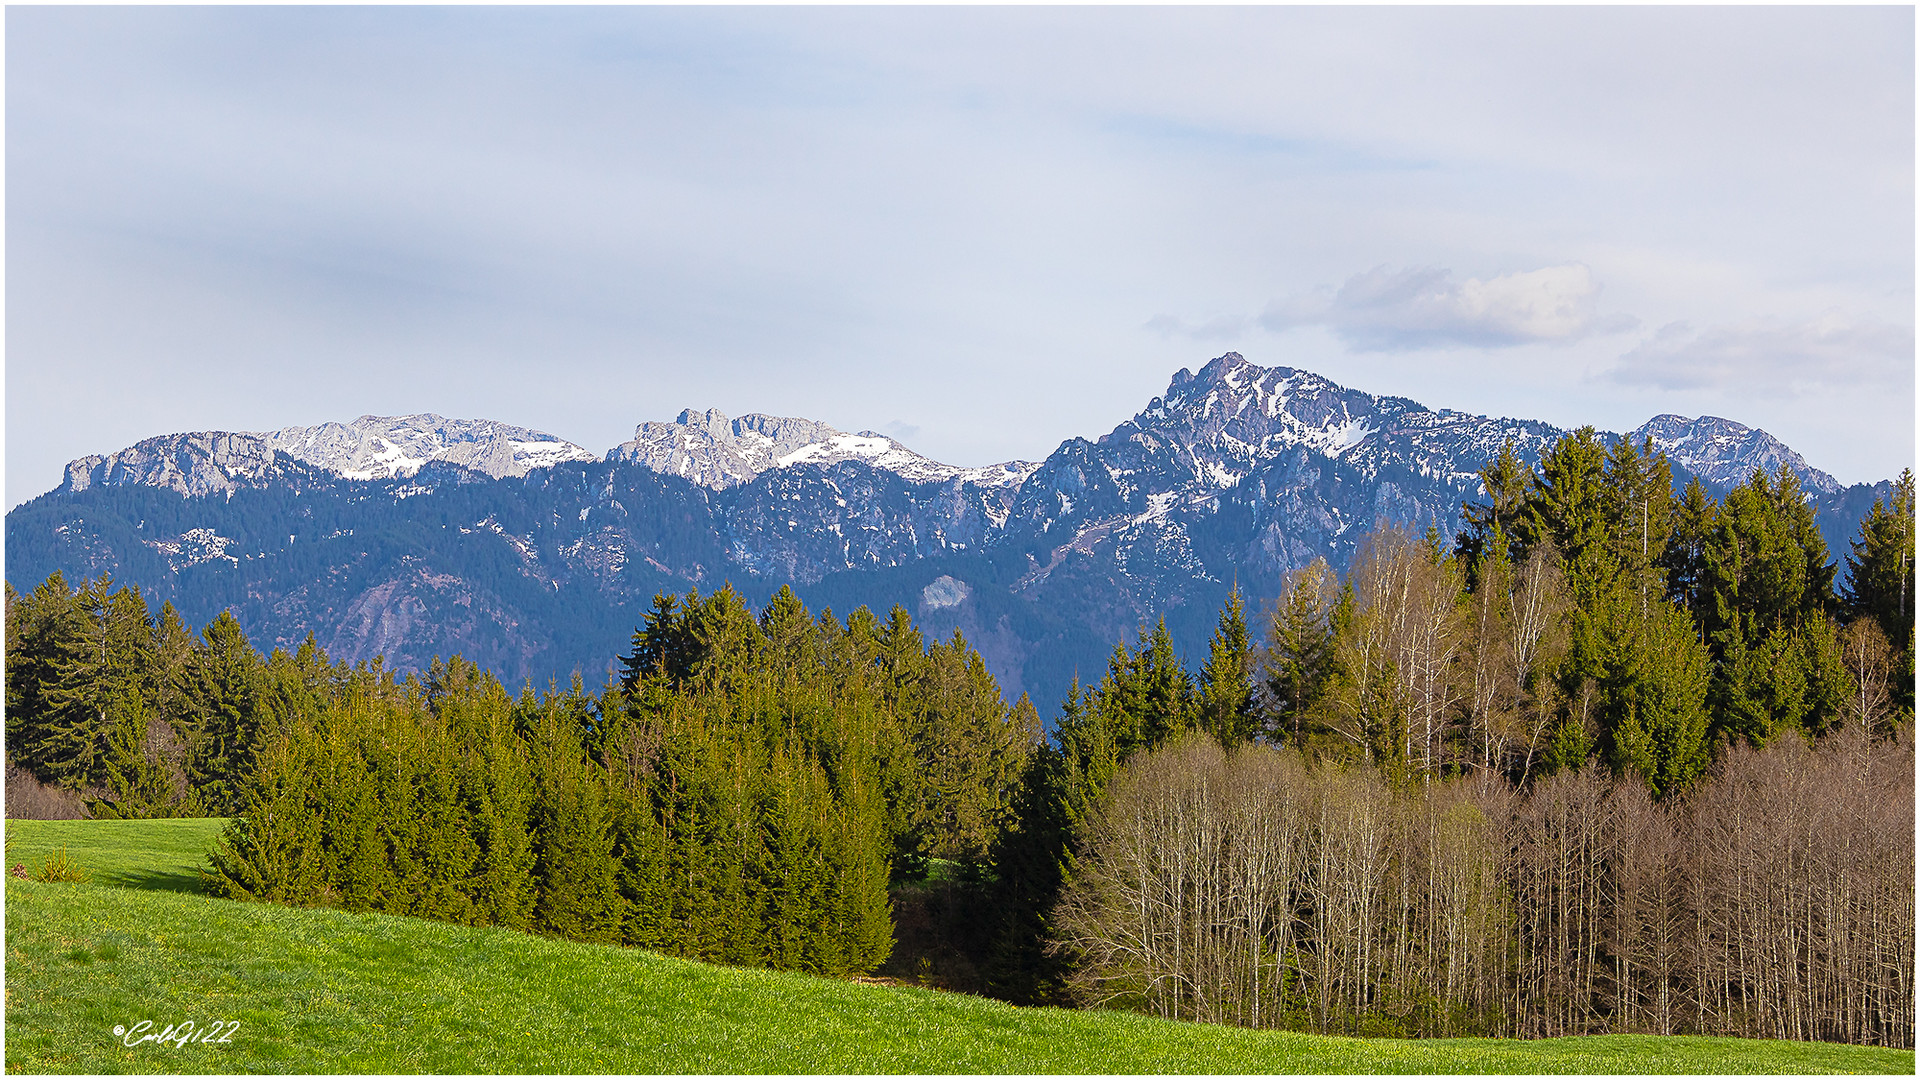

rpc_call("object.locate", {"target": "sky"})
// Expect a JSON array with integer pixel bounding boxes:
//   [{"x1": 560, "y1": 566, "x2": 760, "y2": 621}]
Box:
[{"x1": 7, "y1": 6, "x2": 1914, "y2": 508}]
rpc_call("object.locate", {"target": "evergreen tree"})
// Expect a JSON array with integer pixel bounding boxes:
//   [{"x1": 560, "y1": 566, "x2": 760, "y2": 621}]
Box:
[
  {"x1": 1602, "y1": 436, "x2": 1674, "y2": 617},
  {"x1": 1093, "y1": 618, "x2": 1194, "y2": 754},
  {"x1": 1660, "y1": 476, "x2": 1717, "y2": 621},
  {"x1": 6, "y1": 572, "x2": 83, "y2": 780},
  {"x1": 40, "y1": 578, "x2": 160, "y2": 798},
  {"x1": 183, "y1": 611, "x2": 266, "y2": 814},
  {"x1": 1844, "y1": 470, "x2": 1914, "y2": 721},
  {"x1": 1602, "y1": 598, "x2": 1712, "y2": 798},
  {"x1": 204, "y1": 709, "x2": 326, "y2": 905},
  {"x1": 1196, "y1": 588, "x2": 1257, "y2": 747},
  {"x1": 1518, "y1": 427, "x2": 1617, "y2": 605},
  {"x1": 1703, "y1": 466, "x2": 1837, "y2": 643},
  {"x1": 527, "y1": 693, "x2": 626, "y2": 943},
  {"x1": 1455, "y1": 439, "x2": 1532, "y2": 577},
  {"x1": 1260, "y1": 561, "x2": 1339, "y2": 749},
  {"x1": 620, "y1": 592, "x2": 696, "y2": 690}
]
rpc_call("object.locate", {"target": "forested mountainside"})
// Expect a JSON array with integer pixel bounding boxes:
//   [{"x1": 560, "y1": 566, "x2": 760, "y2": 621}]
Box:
[{"x1": 5, "y1": 353, "x2": 1891, "y2": 708}]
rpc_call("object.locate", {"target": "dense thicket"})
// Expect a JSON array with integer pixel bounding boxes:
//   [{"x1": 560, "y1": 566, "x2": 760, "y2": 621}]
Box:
[{"x1": 1054, "y1": 730, "x2": 1913, "y2": 1045}]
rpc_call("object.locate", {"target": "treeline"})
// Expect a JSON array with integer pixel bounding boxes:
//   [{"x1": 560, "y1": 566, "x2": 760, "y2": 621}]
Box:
[
  {"x1": 4, "y1": 576, "x2": 1038, "y2": 976},
  {"x1": 1055, "y1": 730, "x2": 1913, "y2": 1045}
]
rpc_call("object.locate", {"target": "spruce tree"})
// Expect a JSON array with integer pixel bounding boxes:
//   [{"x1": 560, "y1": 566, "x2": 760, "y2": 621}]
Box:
[
  {"x1": 184, "y1": 611, "x2": 266, "y2": 814},
  {"x1": 1196, "y1": 588, "x2": 1257, "y2": 746},
  {"x1": 1844, "y1": 470, "x2": 1914, "y2": 720},
  {"x1": 1603, "y1": 598, "x2": 1712, "y2": 798},
  {"x1": 1660, "y1": 476, "x2": 1717, "y2": 620},
  {"x1": 528, "y1": 694, "x2": 626, "y2": 943},
  {"x1": 1456, "y1": 439, "x2": 1532, "y2": 577},
  {"x1": 1262, "y1": 561, "x2": 1338, "y2": 748},
  {"x1": 40, "y1": 579, "x2": 158, "y2": 796}
]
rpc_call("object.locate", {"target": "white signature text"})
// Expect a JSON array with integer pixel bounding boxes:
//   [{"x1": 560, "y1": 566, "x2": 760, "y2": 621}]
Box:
[{"x1": 113, "y1": 1020, "x2": 240, "y2": 1048}]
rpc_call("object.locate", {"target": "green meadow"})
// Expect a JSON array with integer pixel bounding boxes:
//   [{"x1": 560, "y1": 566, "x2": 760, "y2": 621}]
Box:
[{"x1": 5, "y1": 818, "x2": 1911, "y2": 1074}]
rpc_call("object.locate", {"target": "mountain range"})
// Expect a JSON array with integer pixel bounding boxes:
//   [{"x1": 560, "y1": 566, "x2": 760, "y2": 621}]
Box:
[{"x1": 6, "y1": 353, "x2": 1888, "y2": 711}]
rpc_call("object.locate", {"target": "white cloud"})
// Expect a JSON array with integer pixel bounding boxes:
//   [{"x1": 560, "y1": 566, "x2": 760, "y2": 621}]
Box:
[
  {"x1": 1259, "y1": 263, "x2": 1633, "y2": 351},
  {"x1": 1603, "y1": 314, "x2": 1914, "y2": 394}
]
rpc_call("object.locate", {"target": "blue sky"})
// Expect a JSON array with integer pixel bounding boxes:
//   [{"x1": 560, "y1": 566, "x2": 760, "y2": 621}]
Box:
[{"x1": 8, "y1": 6, "x2": 1913, "y2": 506}]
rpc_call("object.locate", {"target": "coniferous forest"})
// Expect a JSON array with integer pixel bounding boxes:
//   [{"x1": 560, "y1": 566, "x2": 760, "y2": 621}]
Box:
[{"x1": 6, "y1": 434, "x2": 1914, "y2": 1047}]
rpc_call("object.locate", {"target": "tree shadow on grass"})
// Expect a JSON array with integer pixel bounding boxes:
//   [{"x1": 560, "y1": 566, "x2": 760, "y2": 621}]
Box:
[{"x1": 101, "y1": 867, "x2": 207, "y2": 894}]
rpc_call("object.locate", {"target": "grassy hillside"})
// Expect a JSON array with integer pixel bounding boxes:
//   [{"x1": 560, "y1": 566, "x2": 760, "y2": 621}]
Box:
[{"x1": 5, "y1": 819, "x2": 1912, "y2": 1074}]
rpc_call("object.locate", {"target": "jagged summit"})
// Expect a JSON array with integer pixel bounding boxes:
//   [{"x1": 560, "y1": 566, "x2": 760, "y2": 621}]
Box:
[
  {"x1": 605, "y1": 408, "x2": 1038, "y2": 491},
  {"x1": 1106, "y1": 352, "x2": 1562, "y2": 496}
]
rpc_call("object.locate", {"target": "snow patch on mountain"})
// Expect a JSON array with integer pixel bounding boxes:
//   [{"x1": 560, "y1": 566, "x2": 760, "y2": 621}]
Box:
[
  {"x1": 61, "y1": 415, "x2": 597, "y2": 497},
  {"x1": 921, "y1": 575, "x2": 972, "y2": 610},
  {"x1": 1629, "y1": 414, "x2": 1840, "y2": 495},
  {"x1": 145, "y1": 527, "x2": 239, "y2": 571},
  {"x1": 269, "y1": 415, "x2": 597, "y2": 481},
  {"x1": 607, "y1": 408, "x2": 1040, "y2": 492}
]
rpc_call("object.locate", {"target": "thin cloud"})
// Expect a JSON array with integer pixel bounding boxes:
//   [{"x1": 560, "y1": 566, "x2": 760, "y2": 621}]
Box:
[
  {"x1": 1260, "y1": 263, "x2": 1634, "y2": 351},
  {"x1": 1143, "y1": 312, "x2": 1250, "y2": 342},
  {"x1": 1604, "y1": 315, "x2": 1914, "y2": 394}
]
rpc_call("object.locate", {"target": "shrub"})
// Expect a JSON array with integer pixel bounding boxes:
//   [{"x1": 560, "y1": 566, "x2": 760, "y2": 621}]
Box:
[{"x1": 35, "y1": 846, "x2": 90, "y2": 883}]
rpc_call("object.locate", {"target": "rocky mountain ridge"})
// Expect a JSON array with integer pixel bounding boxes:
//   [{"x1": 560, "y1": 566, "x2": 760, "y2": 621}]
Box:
[
  {"x1": 15, "y1": 354, "x2": 1886, "y2": 711},
  {"x1": 61, "y1": 414, "x2": 599, "y2": 496},
  {"x1": 54, "y1": 355, "x2": 1839, "y2": 518}
]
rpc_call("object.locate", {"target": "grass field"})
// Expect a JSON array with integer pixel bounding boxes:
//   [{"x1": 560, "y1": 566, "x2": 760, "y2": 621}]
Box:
[{"x1": 5, "y1": 818, "x2": 1913, "y2": 1074}]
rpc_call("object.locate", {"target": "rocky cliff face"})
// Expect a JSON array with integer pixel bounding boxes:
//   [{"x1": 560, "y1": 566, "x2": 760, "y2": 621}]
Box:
[
  {"x1": 61, "y1": 431, "x2": 292, "y2": 498},
  {"x1": 13, "y1": 354, "x2": 1883, "y2": 712},
  {"x1": 59, "y1": 414, "x2": 597, "y2": 498},
  {"x1": 607, "y1": 407, "x2": 1039, "y2": 491}
]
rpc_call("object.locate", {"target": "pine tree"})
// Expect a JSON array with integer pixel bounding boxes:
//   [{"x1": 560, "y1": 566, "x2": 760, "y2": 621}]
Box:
[
  {"x1": 1456, "y1": 439, "x2": 1532, "y2": 577},
  {"x1": 1196, "y1": 588, "x2": 1257, "y2": 747},
  {"x1": 1262, "y1": 562, "x2": 1339, "y2": 749},
  {"x1": 184, "y1": 611, "x2": 266, "y2": 814},
  {"x1": 527, "y1": 693, "x2": 626, "y2": 943},
  {"x1": 1844, "y1": 470, "x2": 1914, "y2": 722},
  {"x1": 1659, "y1": 477, "x2": 1717, "y2": 621},
  {"x1": 1603, "y1": 599, "x2": 1712, "y2": 798}
]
